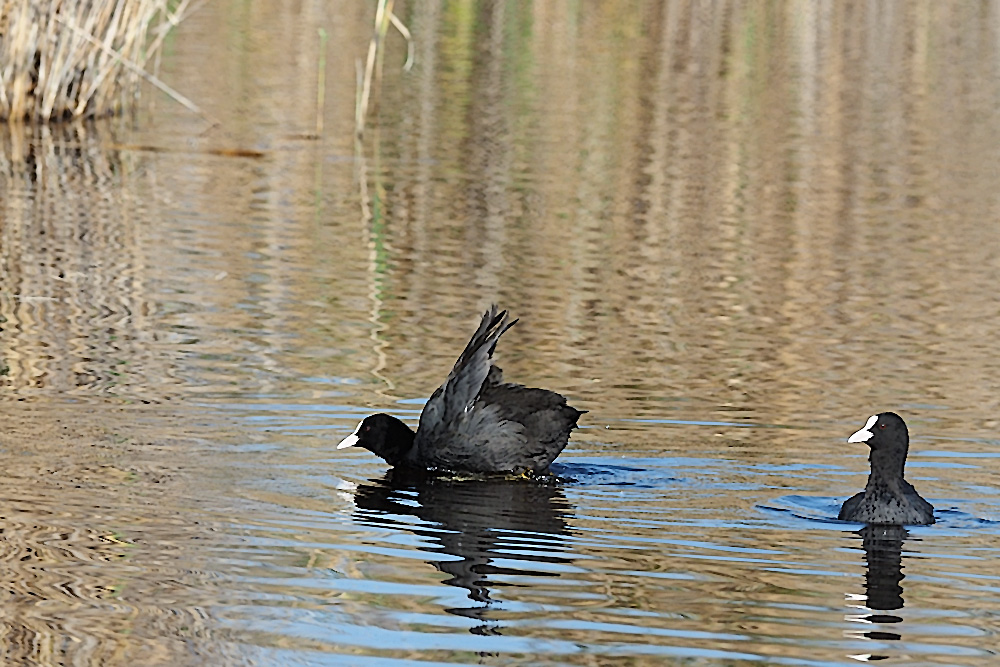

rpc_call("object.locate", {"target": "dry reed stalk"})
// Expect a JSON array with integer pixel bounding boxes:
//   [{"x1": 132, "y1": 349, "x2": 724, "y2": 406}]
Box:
[
  {"x1": 0, "y1": 0, "x2": 194, "y2": 122},
  {"x1": 315, "y1": 28, "x2": 328, "y2": 137}
]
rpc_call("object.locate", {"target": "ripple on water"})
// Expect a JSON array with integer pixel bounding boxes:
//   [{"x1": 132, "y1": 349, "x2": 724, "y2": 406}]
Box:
[
  {"x1": 212, "y1": 401, "x2": 1000, "y2": 665},
  {"x1": 7, "y1": 1, "x2": 1000, "y2": 662}
]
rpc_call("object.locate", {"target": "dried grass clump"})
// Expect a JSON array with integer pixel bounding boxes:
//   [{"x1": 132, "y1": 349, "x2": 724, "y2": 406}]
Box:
[{"x1": 0, "y1": 0, "x2": 186, "y2": 122}]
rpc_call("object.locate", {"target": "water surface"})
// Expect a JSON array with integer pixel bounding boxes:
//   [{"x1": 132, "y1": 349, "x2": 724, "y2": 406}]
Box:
[{"x1": 1, "y1": 1, "x2": 1000, "y2": 664}]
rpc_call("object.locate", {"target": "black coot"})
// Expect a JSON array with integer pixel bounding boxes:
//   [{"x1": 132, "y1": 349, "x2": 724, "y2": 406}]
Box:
[
  {"x1": 337, "y1": 305, "x2": 584, "y2": 475},
  {"x1": 838, "y1": 412, "x2": 935, "y2": 525}
]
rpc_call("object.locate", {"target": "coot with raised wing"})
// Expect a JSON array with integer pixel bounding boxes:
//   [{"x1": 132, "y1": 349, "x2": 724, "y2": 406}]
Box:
[
  {"x1": 839, "y1": 412, "x2": 935, "y2": 525},
  {"x1": 337, "y1": 306, "x2": 584, "y2": 475}
]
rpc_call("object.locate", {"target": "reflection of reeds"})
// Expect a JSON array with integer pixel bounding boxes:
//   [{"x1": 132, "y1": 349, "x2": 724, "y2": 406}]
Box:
[
  {"x1": 0, "y1": 122, "x2": 177, "y2": 400},
  {"x1": 0, "y1": 0, "x2": 196, "y2": 122},
  {"x1": 355, "y1": 0, "x2": 413, "y2": 140},
  {"x1": 355, "y1": 2, "x2": 413, "y2": 400},
  {"x1": 0, "y1": 402, "x2": 240, "y2": 664}
]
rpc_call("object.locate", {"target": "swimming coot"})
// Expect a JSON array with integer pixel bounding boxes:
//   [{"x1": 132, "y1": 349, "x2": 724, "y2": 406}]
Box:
[
  {"x1": 838, "y1": 412, "x2": 934, "y2": 525},
  {"x1": 337, "y1": 305, "x2": 584, "y2": 475}
]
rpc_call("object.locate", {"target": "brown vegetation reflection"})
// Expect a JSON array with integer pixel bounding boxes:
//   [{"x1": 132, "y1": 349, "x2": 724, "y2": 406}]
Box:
[
  {"x1": 364, "y1": 0, "x2": 1000, "y2": 432},
  {"x1": 0, "y1": 123, "x2": 174, "y2": 400},
  {"x1": 0, "y1": 403, "x2": 240, "y2": 665},
  {"x1": 1, "y1": 0, "x2": 1000, "y2": 664}
]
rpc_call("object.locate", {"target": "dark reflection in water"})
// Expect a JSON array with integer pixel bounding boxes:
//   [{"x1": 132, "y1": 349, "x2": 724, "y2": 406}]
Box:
[
  {"x1": 4, "y1": 1, "x2": 1000, "y2": 663},
  {"x1": 352, "y1": 471, "x2": 574, "y2": 635},
  {"x1": 849, "y1": 525, "x2": 910, "y2": 659},
  {"x1": 860, "y1": 524, "x2": 908, "y2": 618}
]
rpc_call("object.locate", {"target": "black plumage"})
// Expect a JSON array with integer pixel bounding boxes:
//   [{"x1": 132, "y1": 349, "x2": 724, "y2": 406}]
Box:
[
  {"x1": 338, "y1": 305, "x2": 584, "y2": 475},
  {"x1": 838, "y1": 412, "x2": 935, "y2": 525}
]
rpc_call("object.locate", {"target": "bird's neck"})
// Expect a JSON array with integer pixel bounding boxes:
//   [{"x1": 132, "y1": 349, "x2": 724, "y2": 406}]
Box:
[
  {"x1": 867, "y1": 447, "x2": 906, "y2": 487},
  {"x1": 381, "y1": 417, "x2": 418, "y2": 467}
]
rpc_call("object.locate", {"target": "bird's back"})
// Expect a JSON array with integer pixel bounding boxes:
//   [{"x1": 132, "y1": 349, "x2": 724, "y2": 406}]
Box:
[
  {"x1": 479, "y1": 382, "x2": 583, "y2": 470},
  {"x1": 415, "y1": 383, "x2": 581, "y2": 474},
  {"x1": 412, "y1": 306, "x2": 582, "y2": 474}
]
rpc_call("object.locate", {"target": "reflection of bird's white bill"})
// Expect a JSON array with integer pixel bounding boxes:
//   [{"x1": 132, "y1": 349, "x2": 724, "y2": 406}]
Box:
[{"x1": 848, "y1": 414, "x2": 878, "y2": 443}]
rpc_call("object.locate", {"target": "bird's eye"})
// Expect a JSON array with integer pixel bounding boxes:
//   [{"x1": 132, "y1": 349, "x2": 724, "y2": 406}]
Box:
[
  {"x1": 364, "y1": 425, "x2": 371, "y2": 432},
  {"x1": 879, "y1": 423, "x2": 886, "y2": 429}
]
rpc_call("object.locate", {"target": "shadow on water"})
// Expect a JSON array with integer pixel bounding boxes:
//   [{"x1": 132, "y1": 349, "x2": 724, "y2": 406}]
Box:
[
  {"x1": 351, "y1": 470, "x2": 575, "y2": 637},
  {"x1": 847, "y1": 524, "x2": 910, "y2": 660}
]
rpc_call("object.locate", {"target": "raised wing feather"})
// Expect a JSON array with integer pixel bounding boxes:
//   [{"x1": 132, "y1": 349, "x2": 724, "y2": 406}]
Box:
[{"x1": 415, "y1": 305, "x2": 517, "y2": 449}]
